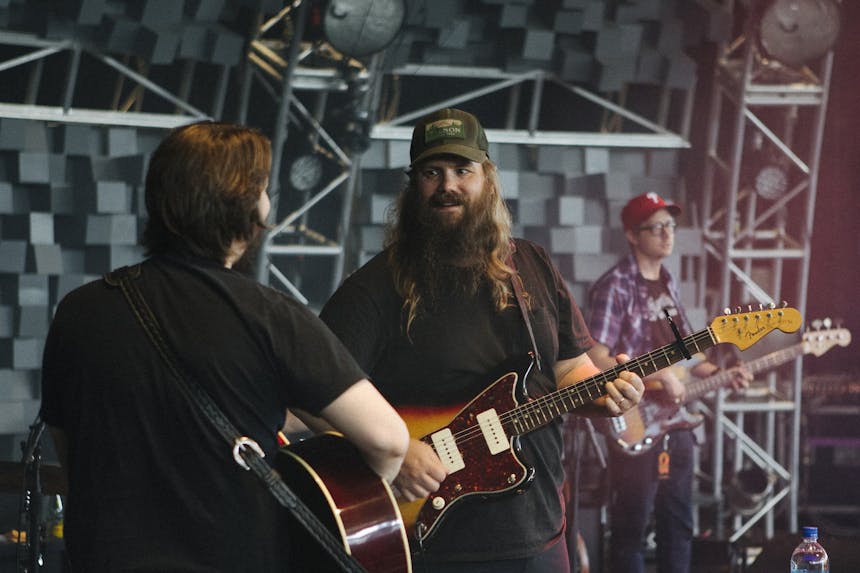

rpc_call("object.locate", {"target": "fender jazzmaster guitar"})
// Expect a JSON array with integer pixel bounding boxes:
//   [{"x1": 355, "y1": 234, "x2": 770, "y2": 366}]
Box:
[
  {"x1": 604, "y1": 326, "x2": 851, "y2": 456},
  {"x1": 397, "y1": 306, "x2": 802, "y2": 544}
]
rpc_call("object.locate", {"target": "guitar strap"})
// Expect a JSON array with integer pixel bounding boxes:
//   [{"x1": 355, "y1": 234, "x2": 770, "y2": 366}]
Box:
[
  {"x1": 104, "y1": 264, "x2": 367, "y2": 573},
  {"x1": 507, "y1": 245, "x2": 543, "y2": 372}
]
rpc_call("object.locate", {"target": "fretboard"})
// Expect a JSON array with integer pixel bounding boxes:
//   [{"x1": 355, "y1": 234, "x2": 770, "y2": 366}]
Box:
[
  {"x1": 509, "y1": 327, "x2": 718, "y2": 435},
  {"x1": 684, "y1": 342, "x2": 804, "y2": 403}
]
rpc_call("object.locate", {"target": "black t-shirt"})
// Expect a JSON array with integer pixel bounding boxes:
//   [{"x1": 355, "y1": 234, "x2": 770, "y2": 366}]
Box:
[
  {"x1": 40, "y1": 253, "x2": 366, "y2": 572},
  {"x1": 643, "y1": 276, "x2": 681, "y2": 348},
  {"x1": 320, "y1": 238, "x2": 593, "y2": 562}
]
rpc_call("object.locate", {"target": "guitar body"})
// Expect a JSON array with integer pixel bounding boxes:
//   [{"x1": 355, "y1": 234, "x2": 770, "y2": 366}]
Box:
[
  {"x1": 603, "y1": 325, "x2": 850, "y2": 456},
  {"x1": 605, "y1": 398, "x2": 704, "y2": 455},
  {"x1": 275, "y1": 433, "x2": 412, "y2": 573},
  {"x1": 397, "y1": 356, "x2": 535, "y2": 543}
]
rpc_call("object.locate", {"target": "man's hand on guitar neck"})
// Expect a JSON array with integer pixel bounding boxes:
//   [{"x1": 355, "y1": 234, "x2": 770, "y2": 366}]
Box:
[
  {"x1": 580, "y1": 346, "x2": 645, "y2": 417},
  {"x1": 644, "y1": 368, "x2": 687, "y2": 405},
  {"x1": 391, "y1": 438, "x2": 448, "y2": 502},
  {"x1": 690, "y1": 361, "x2": 754, "y2": 393}
]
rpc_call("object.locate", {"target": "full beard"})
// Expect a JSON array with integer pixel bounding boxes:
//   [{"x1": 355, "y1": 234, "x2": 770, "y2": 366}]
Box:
[{"x1": 406, "y1": 189, "x2": 498, "y2": 309}]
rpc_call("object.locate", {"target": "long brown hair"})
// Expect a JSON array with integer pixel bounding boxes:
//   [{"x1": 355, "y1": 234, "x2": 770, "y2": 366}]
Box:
[
  {"x1": 142, "y1": 121, "x2": 272, "y2": 263},
  {"x1": 385, "y1": 159, "x2": 515, "y2": 332}
]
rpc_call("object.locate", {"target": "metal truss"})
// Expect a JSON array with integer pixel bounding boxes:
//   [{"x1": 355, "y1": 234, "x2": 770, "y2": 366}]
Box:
[
  {"x1": 0, "y1": 31, "x2": 209, "y2": 128},
  {"x1": 249, "y1": 0, "x2": 370, "y2": 306},
  {"x1": 372, "y1": 64, "x2": 692, "y2": 149},
  {"x1": 696, "y1": 8, "x2": 834, "y2": 541},
  {"x1": 259, "y1": 51, "x2": 692, "y2": 303}
]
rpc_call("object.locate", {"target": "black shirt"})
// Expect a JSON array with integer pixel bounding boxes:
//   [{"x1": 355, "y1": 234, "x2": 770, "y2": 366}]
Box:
[
  {"x1": 41, "y1": 253, "x2": 365, "y2": 572},
  {"x1": 321, "y1": 238, "x2": 593, "y2": 561}
]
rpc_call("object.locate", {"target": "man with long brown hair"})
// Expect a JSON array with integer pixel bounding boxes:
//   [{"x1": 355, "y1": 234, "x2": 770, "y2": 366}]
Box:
[
  {"x1": 321, "y1": 108, "x2": 644, "y2": 572},
  {"x1": 40, "y1": 121, "x2": 408, "y2": 572}
]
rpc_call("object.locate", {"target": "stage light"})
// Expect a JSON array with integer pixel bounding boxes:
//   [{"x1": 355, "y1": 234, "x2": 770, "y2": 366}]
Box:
[
  {"x1": 726, "y1": 467, "x2": 776, "y2": 516},
  {"x1": 755, "y1": 0, "x2": 841, "y2": 68},
  {"x1": 746, "y1": 132, "x2": 790, "y2": 201},
  {"x1": 319, "y1": 0, "x2": 406, "y2": 59}
]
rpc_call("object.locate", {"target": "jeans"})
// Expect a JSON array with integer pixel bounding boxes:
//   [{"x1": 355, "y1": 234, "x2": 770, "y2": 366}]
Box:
[{"x1": 608, "y1": 429, "x2": 694, "y2": 573}]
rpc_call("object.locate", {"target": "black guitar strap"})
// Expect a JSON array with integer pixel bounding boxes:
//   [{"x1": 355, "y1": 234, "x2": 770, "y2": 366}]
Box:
[
  {"x1": 104, "y1": 264, "x2": 367, "y2": 573},
  {"x1": 507, "y1": 244, "x2": 543, "y2": 372}
]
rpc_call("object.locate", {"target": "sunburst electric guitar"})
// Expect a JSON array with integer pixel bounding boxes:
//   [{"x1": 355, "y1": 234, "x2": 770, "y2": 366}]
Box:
[
  {"x1": 397, "y1": 307, "x2": 802, "y2": 544},
  {"x1": 604, "y1": 325, "x2": 851, "y2": 456}
]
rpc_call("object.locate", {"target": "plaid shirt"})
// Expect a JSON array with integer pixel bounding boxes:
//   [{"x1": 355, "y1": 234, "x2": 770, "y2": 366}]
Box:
[{"x1": 586, "y1": 253, "x2": 692, "y2": 357}]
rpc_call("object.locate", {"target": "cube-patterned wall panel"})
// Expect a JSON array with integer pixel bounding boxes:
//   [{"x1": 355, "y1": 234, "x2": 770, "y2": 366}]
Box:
[{"x1": 0, "y1": 119, "x2": 162, "y2": 433}]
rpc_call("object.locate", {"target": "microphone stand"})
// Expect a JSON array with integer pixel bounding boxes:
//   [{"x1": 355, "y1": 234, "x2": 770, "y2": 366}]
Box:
[{"x1": 17, "y1": 415, "x2": 47, "y2": 573}]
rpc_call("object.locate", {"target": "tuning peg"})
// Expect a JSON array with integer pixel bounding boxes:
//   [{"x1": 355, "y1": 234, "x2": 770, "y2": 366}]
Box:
[
  {"x1": 723, "y1": 307, "x2": 732, "y2": 315},
  {"x1": 823, "y1": 317, "x2": 832, "y2": 328},
  {"x1": 811, "y1": 319, "x2": 822, "y2": 330},
  {"x1": 735, "y1": 306, "x2": 742, "y2": 314},
  {"x1": 781, "y1": 301, "x2": 788, "y2": 308},
  {"x1": 768, "y1": 302, "x2": 776, "y2": 309}
]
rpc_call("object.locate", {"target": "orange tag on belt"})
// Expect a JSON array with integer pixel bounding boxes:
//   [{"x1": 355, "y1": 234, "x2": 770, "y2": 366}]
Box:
[{"x1": 658, "y1": 451, "x2": 670, "y2": 479}]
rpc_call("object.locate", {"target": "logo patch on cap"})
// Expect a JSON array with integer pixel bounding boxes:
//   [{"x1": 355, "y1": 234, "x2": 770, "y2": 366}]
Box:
[{"x1": 425, "y1": 119, "x2": 466, "y2": 144}]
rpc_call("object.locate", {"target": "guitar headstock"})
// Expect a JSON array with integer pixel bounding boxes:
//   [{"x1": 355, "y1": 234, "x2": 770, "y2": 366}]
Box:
[
  {"x1": 710, "y1": 306, "x2": 802, "y2": 350},
  {"x1": 802, "y1": 326, "x2": 852, "y2": 356}
]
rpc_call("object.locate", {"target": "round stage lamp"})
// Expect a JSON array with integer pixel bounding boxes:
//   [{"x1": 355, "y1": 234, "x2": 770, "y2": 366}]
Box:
[
  {"x1": 754, "y1": 164, "x2": 789, "y2": 201},
  {"x1": 288, "y1": 153, "x2": 324, "y2": 192},
  {"x1": 322, "y1": 0, "x2": 406, "y2": 58},
  {"x1": 757, "y1": 0, "x2": 841, "y2": 68}
]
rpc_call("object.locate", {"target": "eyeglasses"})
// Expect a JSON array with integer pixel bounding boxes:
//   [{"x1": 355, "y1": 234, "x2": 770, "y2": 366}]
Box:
[{"x1": 637, "y1": 220, "x2": 677, "y2": 235}]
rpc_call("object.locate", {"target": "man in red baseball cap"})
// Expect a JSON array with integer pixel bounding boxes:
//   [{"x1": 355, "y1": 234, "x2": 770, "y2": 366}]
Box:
[
  {"x1": 620, "y1": 191, "x2": 682, "y2": 231},
  {"x1": 584, "y1": 192, "x2": 751, "y2": 573}
]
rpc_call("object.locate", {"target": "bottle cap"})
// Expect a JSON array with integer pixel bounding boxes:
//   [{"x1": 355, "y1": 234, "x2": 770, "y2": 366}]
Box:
[{"x1": 802, "y1": 526, "x2": 818, "y2": 538}]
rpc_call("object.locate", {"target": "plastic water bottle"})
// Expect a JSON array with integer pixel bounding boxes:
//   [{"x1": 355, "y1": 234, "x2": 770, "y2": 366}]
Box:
[{"x1": 789, "y1": 526, "x2": 829, "y2": 572}]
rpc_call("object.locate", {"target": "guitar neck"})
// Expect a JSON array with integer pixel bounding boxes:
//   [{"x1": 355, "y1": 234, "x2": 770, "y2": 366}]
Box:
[
  {"x1": 511, "y1": 327, "x2": 718, "y2": 434},
  {"x1": 683, "y1": 341, "x2": 804, "y2": 402}
]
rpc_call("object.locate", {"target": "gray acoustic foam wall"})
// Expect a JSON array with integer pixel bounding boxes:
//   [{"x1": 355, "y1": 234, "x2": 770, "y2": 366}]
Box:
[{"x1": 0, "y1": 119, "x2": 160, "y2": 436}]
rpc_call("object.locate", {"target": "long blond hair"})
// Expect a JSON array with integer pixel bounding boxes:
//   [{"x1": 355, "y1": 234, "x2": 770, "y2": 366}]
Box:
[{"x1": 385, "y1": 159, "x2": 515, "y2": 333}]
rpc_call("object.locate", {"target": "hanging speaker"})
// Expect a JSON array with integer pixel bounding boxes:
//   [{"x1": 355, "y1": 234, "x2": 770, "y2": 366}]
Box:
[{"x1": 757, "y1": 0, "x2": 841, "y2": 68}]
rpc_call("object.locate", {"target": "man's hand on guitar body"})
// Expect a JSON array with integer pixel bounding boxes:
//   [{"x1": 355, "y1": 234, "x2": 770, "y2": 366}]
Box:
[{"x1": 392, "y1": 438, "x2": 448, "y2": 502}]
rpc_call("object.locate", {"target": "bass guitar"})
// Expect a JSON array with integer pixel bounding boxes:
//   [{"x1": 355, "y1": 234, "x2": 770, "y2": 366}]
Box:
[
  {"x1": 275, "y1": 432, "x2": 412, "y2": 573},
  {"x1": 397, "y1": 306, "x2": 801, "y2": 544},
  {"x1": 603, "y1": 325, "x2": 851, "y2": 456}
]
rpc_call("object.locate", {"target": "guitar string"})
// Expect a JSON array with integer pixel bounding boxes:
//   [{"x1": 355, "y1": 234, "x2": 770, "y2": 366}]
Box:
[
  {"x1": 436, "y1": 328, "x2": 717, "y2": 449},
  {"x1": 433, "y1": 310, "x2": 797, "y2": 449},
  {"x1": 487, "y1": 313, "x2": 795, "y2": 439}
]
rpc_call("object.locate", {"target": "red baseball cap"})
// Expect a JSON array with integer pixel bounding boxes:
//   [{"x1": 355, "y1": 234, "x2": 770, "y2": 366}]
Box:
[{"x1": 621, "y1": 192, "x2": 682, "y2": 230}]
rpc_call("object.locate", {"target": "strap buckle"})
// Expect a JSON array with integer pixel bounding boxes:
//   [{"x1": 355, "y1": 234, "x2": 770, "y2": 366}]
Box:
[{"x1": 232, "y1": 436, "x2": 265, "y2": 470}]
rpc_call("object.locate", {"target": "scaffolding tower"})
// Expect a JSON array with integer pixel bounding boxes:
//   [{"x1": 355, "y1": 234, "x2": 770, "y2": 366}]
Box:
[{"x1": 696, "y1": 2, "x2": 834, "y2": 542}]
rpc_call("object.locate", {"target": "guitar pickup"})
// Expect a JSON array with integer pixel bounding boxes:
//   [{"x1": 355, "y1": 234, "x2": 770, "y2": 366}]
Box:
[
  {"x1": 430, "y1": 428, "x2": 465, "y2": 473},
  {"x1": 477, "y1": 409, "x2": 510, "y2": 455}
]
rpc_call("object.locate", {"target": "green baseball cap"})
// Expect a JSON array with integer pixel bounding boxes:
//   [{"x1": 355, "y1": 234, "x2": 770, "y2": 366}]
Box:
[{"x1": 409, "y1": 108, "x2": 489, "y2": 166}]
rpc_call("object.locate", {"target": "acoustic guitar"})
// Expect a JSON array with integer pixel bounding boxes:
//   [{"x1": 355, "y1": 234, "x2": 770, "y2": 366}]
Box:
[
  {"x1": 396, "y1": 307, "x2": 802, "y2": 544},
  {"x1": 275, "y1": 432, "x2": 412, "y2": 573},
  {"x1": 603, "y1": 326, "x2": 851, "y2": 456}
]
